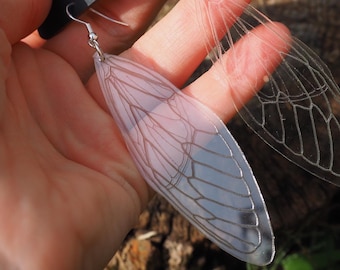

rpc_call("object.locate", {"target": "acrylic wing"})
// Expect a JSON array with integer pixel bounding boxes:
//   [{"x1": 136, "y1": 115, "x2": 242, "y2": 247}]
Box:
[
  {"x1": 200, "y1": 0, "x2": 340, "y2": 186},
  {"x1": 94, "y1": 54, "x2": 274, "y2": 265},
  {"x1": 241, "y1": 37, "x2": 340, "y2": 186}
]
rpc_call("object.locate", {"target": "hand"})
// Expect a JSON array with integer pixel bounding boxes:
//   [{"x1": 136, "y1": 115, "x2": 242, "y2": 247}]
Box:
[{"x1": 0, "y1": 0, "x2": 289, "y2": 269}]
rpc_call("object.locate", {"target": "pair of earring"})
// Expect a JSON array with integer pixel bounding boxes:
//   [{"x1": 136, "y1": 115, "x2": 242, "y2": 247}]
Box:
[{"x1": 65, "y1": 1, "x2": 340, "y2": 266}]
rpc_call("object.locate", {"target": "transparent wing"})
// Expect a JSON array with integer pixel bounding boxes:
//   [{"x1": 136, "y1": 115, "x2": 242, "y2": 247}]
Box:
[
  {"x1": 95, "y1": 54, "x2": 274, "y2": 265},
  {"x1": 200, "y1": 0, "x2": 340, "y2": 186}
]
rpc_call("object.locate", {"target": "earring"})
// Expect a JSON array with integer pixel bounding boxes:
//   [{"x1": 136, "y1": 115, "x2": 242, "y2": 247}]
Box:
[{"x1": 67, "y1": 3, "x2": 274, "y2": 266}]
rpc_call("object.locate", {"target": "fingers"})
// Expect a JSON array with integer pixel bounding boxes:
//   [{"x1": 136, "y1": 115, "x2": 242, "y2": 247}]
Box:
[
  {"x1": 123, "y1": 0, "x2": 291, "y2": 123},
  {"x1": 86, "y1": 0, "x2": 252, "y2": 109},
  {"x1": 184, "y1": 22, "x2": 291, "y2": 122},
  {"x1": 124, "y1": 0, "x2": 251, "y2": 87},
  {"x1": 42, "y1": 0, "x2": 167, "y2": 80},
  {"x1": 0, "y1": 0, "x2": 51, "y2": 44},
  {"x1": 87, "y1": 0, "x2": 291, "y2": 123}
]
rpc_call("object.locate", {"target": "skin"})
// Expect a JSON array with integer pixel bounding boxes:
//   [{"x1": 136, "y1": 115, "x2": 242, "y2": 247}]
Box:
[{"x1": 0, "y1": 0, "x2": 290, "y2": 269}]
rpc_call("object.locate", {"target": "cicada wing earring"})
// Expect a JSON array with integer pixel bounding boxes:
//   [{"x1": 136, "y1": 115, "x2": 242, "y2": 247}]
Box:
[
  {"x1": 65, "y1": 3, "x2": 274, "y2": 266},
  {"x1": 94, "y1": 54, "x2": 274, "y2": 265}
]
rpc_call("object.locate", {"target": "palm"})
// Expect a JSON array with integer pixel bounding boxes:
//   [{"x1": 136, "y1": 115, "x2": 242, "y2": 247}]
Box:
[
  {"x1": 0, "y1": 0, "x2": 289, "y2": 269},
  {"x1": 0, "y1": 1, "x2": 164, "y2": 269},
  {"x1": 0, "y1": 25, "x2": 148, "y2": 270}
]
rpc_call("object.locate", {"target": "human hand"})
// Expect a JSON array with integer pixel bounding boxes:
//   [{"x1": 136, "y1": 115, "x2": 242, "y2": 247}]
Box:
[{"x1": 0, "y1": 0, "x2": 289, "y2": 269}]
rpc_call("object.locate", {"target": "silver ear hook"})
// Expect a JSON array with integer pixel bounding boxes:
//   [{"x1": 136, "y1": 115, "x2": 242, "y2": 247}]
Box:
[
  {"x1": 66, "y1": 3, "x2": 105, "y2": 61},
  {"x1": 89, "y1": 8, "x2": 129, "y2": 27}
]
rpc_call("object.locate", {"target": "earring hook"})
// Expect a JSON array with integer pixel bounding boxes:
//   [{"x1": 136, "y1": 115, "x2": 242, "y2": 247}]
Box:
[
  {"x1": 66, "y1": 3, "x2": 107, "y2": 61},
  {"x1": 89, "y1": 8, "x2": 129, "y2": 27}
]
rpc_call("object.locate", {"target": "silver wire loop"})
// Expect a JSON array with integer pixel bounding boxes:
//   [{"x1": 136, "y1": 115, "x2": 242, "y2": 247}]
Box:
[{"x1": 88, "y1": 35, "x2": 105, "y2": 62}]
